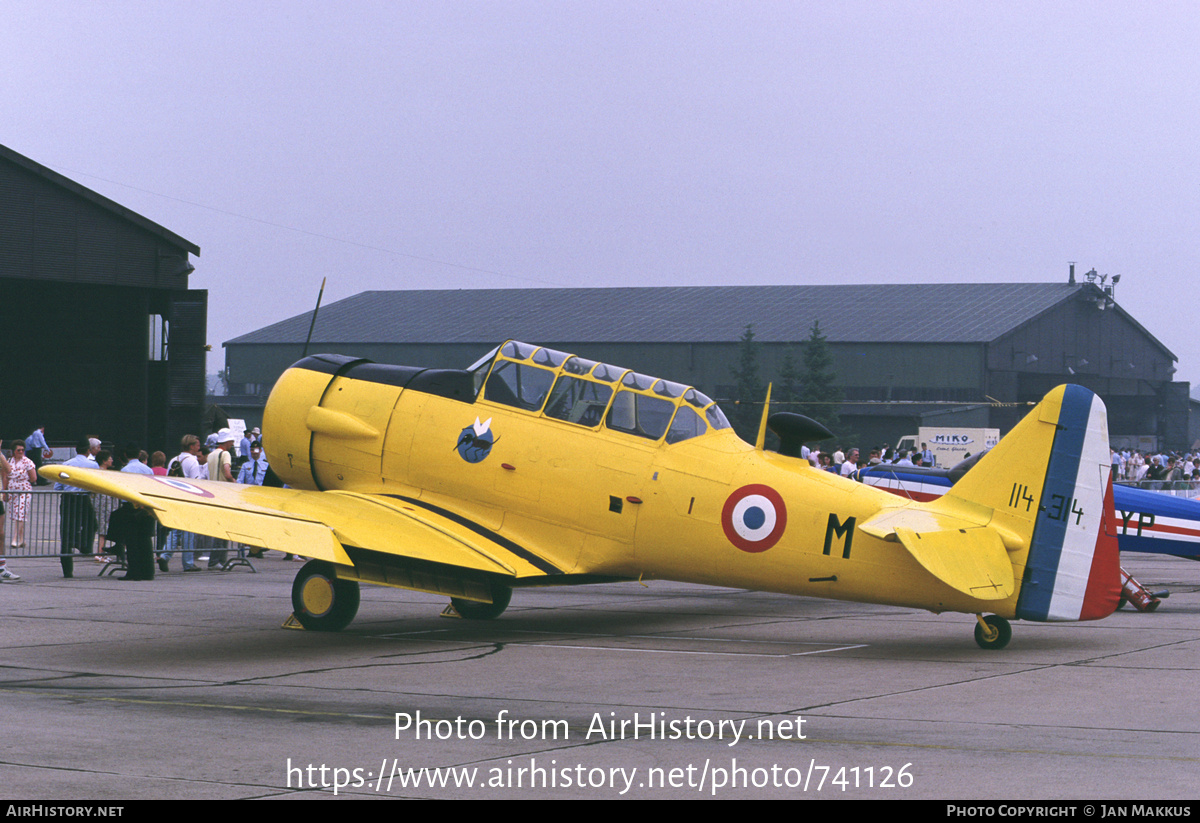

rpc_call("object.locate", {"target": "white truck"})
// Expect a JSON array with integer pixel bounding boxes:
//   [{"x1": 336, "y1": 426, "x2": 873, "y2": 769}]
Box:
[{"x1": 895, "y1": 427, "x2": 1000, "y2": 468}]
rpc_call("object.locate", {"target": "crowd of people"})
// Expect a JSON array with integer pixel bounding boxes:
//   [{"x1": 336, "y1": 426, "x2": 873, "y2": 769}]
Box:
[
  {"x1": 1111, "y1": 448, "x2": 1200, "y2": 490},
  {"x1": 798, "y1": 441, "x2": 1200, "y2": 495},
  {"x1": 800, "y1": 441, "x2": 1200, "y2": 493},
  {"x1": 0, "y1": 425, "x2": 276, "y2": 582},
  {"x1": 797, "y1": 443, "x2": 940, "y2": 477}
]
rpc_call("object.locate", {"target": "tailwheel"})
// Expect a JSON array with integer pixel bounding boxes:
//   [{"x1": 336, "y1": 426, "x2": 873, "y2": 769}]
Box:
[
  {"x1": 291, "y1": 560, "x2": 360, "y2": 631},
  {"x1": 450, "y1": 584, "x2": 512, "y2": 620},
  {"x1": 973, "y1": 614, "x2": 1012, "y2": 650}
]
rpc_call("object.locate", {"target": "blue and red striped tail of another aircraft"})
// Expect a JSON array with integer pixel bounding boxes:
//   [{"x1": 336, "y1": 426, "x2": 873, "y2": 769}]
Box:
[{"x1": 861, "y1": 447, "x2": 1200, "y2": 564}]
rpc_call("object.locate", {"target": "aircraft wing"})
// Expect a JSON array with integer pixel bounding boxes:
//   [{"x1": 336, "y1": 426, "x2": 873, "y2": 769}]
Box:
[{"x1": 39, "y1": 466, "x2": 557, "y2": 580}]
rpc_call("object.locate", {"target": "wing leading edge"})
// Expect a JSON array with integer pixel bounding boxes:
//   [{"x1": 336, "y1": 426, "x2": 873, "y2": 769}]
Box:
[{"x1": 39, "y1": 467, "x2": 559, "y2": 584}]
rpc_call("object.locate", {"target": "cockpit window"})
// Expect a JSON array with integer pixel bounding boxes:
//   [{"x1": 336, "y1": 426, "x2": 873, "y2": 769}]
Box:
[
  {"x1": 468, "y1": 345, "x2": 501, "y2": 373},
  {"x1": 705, "y1": 403, "x2": 732, "y2": 430},
  {"x1": 544, "y1": 375, "x2": 614, "y2": 427},
  {"x1": 665, "y1": 405, "x2": 706, "y2": 444},
  {"x1": 591, "y1": 363, "x2": 624, "y2": 382},
  {"x1": 606, "y1": 390, "x2": 675, "y2": 441},
  {"x1": 622, "y1": 372, "x2": 656, "y2": 391},
  {"x1": 484, "y1": 360, "x2": 556, "y2": 411},
  {"x1": 563, "y1": 356, "x2": 597, "y2": 376},
  {"x1": 468, "y1": 345, "x2": 501, "y2": 396},
  {"x1": 501, "y1": 341, "x2": 537, "y2": 360},
  {"x1": 653, "y1": 379, "x2": 687, "y2": 399},
  {"x1": 532, "y1": 347, "x2": 569, "y2": 368},
  {"x1": 472, "y1": 341, "x2": 729, "y2": 440}
]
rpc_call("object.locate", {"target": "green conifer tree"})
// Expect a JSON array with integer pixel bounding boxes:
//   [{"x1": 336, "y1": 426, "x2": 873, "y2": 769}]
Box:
[
  {"x1": 777, "y1": 347, "x2": 800, "y2": 408},
  {"x1": 730, "y1": 324, "x2": 764, "y2": 441},
  {"x1": 797, "y1": 320, "x2": 842, "y2": 435}
]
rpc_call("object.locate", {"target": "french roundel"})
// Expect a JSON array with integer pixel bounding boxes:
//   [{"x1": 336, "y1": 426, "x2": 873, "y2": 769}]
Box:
[
  {"x1": 153, "y1": 477, "x2": 215, "y2": 498},
  {"x1": 722, "y1": 484, "x2": 787, "y2": 553}
]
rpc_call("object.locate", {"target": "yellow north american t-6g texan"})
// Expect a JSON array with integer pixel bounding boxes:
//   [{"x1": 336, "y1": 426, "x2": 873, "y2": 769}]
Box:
[{"x1": 45, "y1": 341, "x2": 1122, "y2": 649}]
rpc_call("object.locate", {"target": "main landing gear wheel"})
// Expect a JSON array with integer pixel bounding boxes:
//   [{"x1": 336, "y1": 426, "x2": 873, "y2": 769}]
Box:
[
  {"x1": 450, "y1": 584, "x2": 512, "y2": 620},
  {"x1": 973, "y1": 614, "x2": 1012, "y2": 650},
  {"x1": 291, "y1": 560, "x2": 360, "y2": 631}
]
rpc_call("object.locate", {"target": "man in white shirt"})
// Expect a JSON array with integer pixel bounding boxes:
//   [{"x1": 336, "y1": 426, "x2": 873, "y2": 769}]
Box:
[
  {"x1": 160, "y1": 435, "x2": 203, "y2": 572},
  {"x1": 205, "y1": 430, "x2": 236, "y2": 568},
  {"x1": 840, "y1": 448, "x2": 860, "y2": 477}
]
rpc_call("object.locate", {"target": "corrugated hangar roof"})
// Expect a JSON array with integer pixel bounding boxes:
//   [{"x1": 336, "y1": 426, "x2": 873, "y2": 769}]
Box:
[
  {"x1": 226, "y1": 282, "x2": 1113, "y2": 347},
  {"x1": 0, "y1": 143, "x2": 201, "y2": 256}
]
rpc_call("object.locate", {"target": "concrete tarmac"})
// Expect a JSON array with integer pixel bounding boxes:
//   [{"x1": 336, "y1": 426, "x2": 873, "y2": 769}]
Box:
[{"x1": 1, "y1": 551, "x2": 1196, "y2": 800}]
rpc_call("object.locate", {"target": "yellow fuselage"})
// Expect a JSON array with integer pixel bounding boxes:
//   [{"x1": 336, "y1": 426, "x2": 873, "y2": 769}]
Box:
[{"x1": 264, "y1": 361, "x2": 1015, "y2": 618}]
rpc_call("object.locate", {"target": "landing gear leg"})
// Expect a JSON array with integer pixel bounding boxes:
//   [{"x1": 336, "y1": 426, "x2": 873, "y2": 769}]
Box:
[{"x1": 973, "y1": 614, "x2": 1012, "y2": 650}]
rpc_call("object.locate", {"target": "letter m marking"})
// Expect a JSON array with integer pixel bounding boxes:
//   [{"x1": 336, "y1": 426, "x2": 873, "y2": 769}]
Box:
[{"x1": 823, "y1": 514, "x2": 856, "y2": 558}]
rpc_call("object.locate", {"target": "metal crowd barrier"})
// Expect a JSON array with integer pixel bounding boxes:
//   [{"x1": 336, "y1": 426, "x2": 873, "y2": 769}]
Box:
[{"x1": 1, "y1": 487, "x2": 256, "y2": 575}]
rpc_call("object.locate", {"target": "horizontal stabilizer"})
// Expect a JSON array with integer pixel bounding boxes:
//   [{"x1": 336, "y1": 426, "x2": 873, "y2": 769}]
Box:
[
  {"x1": 859, "y1": 506, "x2": 1013, "y2": 599},
  {"x1": 893, "y1": 526, "x2": 1014, "y2": 600}
]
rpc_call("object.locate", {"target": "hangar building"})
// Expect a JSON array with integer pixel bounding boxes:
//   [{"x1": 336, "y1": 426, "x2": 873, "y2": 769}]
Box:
[
  {"x1": 223, "y1": 281, "x2": 1186, "y2": 450},
  {"x1": 0, "y1": 144, "x2": 206, "y2": 451}
]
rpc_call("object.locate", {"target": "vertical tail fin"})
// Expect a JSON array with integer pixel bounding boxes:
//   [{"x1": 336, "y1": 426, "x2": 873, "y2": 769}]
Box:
[{"x1": 948, "y1": 385, "x2": 1120, "y2": 622}]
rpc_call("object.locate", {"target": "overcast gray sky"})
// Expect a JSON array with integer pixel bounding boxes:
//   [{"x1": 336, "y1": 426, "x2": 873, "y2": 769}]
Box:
[{"x1": 5, "y1": 2, "x2": 1198, "y2": 383}]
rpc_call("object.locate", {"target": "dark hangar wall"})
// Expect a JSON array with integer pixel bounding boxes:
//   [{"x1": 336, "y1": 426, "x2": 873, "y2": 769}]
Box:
[
  {"x1": 0, "y1": 146, "x2": 205, "y2": 452},
  {"x1": 985, "y1": 296, "x2": 1176, "y2": 437}
]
